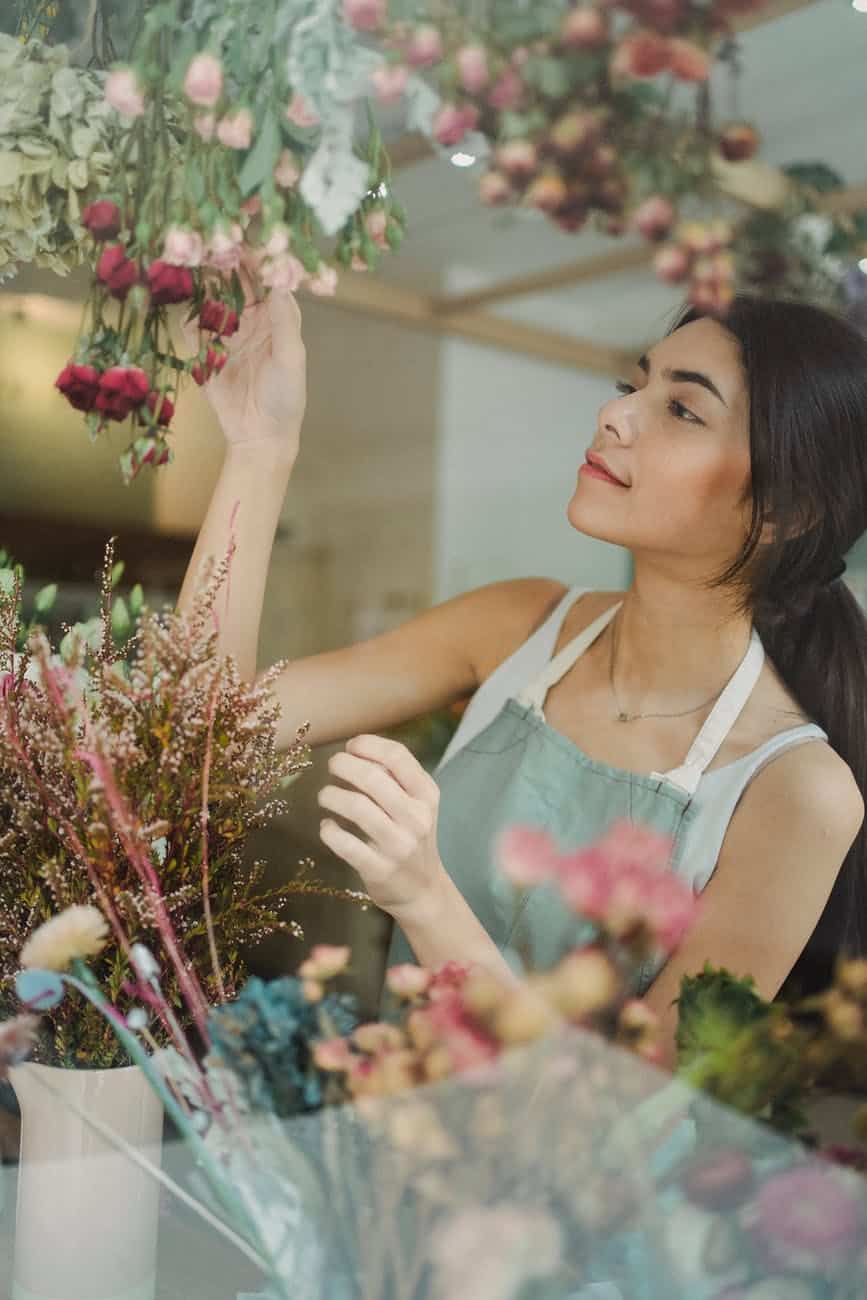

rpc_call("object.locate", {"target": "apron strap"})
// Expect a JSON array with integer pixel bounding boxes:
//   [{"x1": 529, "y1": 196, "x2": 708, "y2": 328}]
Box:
[
  {"x1": 652, "y1": 628, "x2": 766, "y2": 796},
  {"x1": 516, "y1": 601, "x2": 622, "y2": 712}
]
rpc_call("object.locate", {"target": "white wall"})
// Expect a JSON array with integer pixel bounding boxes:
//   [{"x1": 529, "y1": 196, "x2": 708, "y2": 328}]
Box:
[{"x1": 434, "y1": 333, "x2": 631, "y2": 602}]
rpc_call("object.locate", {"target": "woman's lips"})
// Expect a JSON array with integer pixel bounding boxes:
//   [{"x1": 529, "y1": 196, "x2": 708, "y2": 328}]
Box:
[{"x1": 579, "y1": 462, "x2": 630, "y2": 488}]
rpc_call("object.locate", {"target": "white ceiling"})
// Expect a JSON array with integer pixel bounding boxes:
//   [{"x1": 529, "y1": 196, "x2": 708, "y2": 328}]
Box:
[{"x1": 379, "y1": 0, "x2": 867, "y2": 350}]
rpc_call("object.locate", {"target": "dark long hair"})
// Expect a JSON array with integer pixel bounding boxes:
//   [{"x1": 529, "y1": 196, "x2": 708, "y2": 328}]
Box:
[{"x1": 674, "y1": 297, "x2": 867, "y2": 992}]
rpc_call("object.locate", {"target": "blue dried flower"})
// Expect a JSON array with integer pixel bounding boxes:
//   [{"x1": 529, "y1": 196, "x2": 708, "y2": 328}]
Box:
[{"x1": 206, "y1": 976, "x2": 357, "y2": 1117}]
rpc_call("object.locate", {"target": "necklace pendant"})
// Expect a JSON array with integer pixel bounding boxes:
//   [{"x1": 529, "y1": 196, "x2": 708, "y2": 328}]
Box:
[{"x1": 616, "y1": 710, "x2": 632, "y2": 723}]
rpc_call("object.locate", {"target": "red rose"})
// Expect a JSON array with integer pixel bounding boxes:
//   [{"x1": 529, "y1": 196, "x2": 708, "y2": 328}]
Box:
[
  {"x1": 198, "y1": 299, "x2": 240, "y2": 336},
  {"x1": 96, "y1": 244, "x2": 140, "y2": 300},
  {"x1": 94, "y1": 366, "x2": 150, "y2": 421},
  {"x1": 146, "y1": 260, "x2": 194, "y2": 306},
  {"x1": 144, "y1": 390, "x2": 175, "y2": 426},
  {"x1": 191, "y1": 347, "x2": 228, "y2": 386},
  {"x1": 82, "y1": 200, "x2": 122, "y2": 241},
  {"x1": 55, "y1": 362, "x2": 102, "y2": 412}
]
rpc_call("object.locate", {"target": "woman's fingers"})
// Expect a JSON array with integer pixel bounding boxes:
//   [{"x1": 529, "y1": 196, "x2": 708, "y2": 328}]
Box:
[
  {"x1": 344, "y1": 735, "x2": 438, "y2": 803},
  {"x1": 317, "y1": 782, "x2": 410, "y2": 858},
  {"x1": 326, "y1": 751, "x2": 426, "y2": 827},
  {"x1": 320, "y1": 819, "x2": 387, "y2": 879}
]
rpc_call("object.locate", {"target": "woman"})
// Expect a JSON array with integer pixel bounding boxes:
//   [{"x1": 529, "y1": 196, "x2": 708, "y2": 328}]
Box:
[{"x1": 179, "y1": 291, "x2": 867, "y2": 1061}]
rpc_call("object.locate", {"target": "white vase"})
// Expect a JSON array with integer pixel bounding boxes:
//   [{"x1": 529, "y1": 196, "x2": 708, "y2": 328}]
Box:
[{"x1": 9, "y1": 1062, "x2": 163, "y2": 1300}]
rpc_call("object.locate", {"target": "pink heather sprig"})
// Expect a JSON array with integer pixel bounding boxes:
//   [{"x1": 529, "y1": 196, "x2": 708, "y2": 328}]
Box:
[{"x1": 497, "y1": 820, "x2": 698, "y2": 955}]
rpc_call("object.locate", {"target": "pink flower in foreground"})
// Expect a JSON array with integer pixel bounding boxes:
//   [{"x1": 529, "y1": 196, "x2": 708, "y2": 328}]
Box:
[
  {"x1": 456, "y1": 44, "x2": 490, "y2": 94},
  {"x1": 428, "y1": 961, "x2": 473, "y2": 999},
  {"x1": 371, "y1": 63, "x2": 409, "y2": 105},
  {"x1": 429, "y1": 1204, "x2": 562, "y2": 1300},
  {"x1": 307, "y1": 265, "x2": 339, "y2": 297},
  {"x1": 433, "y1": 103, "x2": 479, "y2": 149},
  {"x1": 300, "y1": 944, "x2": 350, "y2": 980},
  {"x1": 204, "y1": 226, "x2": 243, "y2": 272},
  {"x1": 343, "y1": 0, "x2": 386, "y2": 31},
  {"x1": 313, "y1": 1037, "x2": 354, "y2": 1071},
  {"x1": 488, "y1": 67, "x2": 524, "y2": 111},
  {"x1": 286, "y1": 93, "x2": 319, "y2": 129},
  {"x1": 273, "y1": 148, "x2": 301, "y2": 188},
  {"x1": 105, "y1": 67, "x2": 145, "y2": 118},
  {"x1": 497, "y1": 826, "x2": 559, "y2": 888},
  {"x1": 747, "y1": 1165, "x2": 864, "y2": 1272},
  {"x1": 420, "y1": 991, "x2": 499, "y2": 1071},
  {"x1": 217, "y1": 108, "x2": 254, "y2": 150},
  {"x1": 386, "y1": 964, "x2": 432, "y2": 999},
  {"x1": 162, "y1": 226, "x2": 204, "y2": 268},
  {"x1": 184, "y1": 53, "x2": 224, "y2": 107},
  {"x1": 595, "y1": 820, "x2": 674, "y2": 873}
]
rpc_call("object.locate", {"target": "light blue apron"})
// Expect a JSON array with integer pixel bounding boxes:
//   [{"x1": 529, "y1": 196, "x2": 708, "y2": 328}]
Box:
[{"x1": 387, "y1": 600, "x2": 766, "y2": 989}]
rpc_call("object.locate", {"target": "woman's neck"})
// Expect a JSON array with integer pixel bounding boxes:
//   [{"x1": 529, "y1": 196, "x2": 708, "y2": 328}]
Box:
[{"x1": 610, "y1": 561, "x2": 752, "y2": 711}]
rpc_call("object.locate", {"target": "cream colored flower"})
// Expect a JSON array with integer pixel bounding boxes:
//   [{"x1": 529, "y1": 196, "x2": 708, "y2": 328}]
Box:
[{"x1": 21, "y1": 905, "x2": 109, "y2": 972}]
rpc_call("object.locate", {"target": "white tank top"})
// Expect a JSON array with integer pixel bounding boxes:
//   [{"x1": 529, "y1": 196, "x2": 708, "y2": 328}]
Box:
[{"x1": 437, "y1": 587, "x2": 828, "y2": 893}]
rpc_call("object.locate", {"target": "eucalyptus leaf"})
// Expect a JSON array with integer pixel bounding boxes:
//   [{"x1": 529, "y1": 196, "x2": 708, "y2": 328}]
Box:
[
  {"x1": 15, "y1": 969, "x2": 66, "y2": 1010},
  {"x1": 300, "y1": 119, "x2": 370, "y2": 237},
  {"x1": 33, "y1": 583, "x2": 57, "y2": 614},
  {"x1": 238, "y1": 107, "x2": 281, "y2": 198}
]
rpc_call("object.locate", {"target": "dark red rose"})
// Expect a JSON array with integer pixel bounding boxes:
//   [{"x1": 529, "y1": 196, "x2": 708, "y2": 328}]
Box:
[
  {"x1": 144, "y1": 390, "x2": 175, "y2": 426},
  {"x1": 198, "y1": 299, "x2": 240, "y2": 336},
  {"x1": 94, "y1": 366, "x2": 150, "y2": 421},
  {"x1": 82, "y1": 200, "x2": 122, "y2": 241},
  {"x1": 191, "y1": 347, "x2": 228, "y2": 386},
  {"x1": 146, "y1": 260, "x2": 194, "y2": 306},
  {"x1": 55, "y1": 362, "x2": 102, "y2": 412},
  {"x1": 96, "y1": 244, "x2": 140, "y2": 300}
]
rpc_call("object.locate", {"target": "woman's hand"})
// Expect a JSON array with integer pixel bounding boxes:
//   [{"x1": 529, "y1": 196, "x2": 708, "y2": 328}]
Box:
[
  {"x1": 318, "y1": 735, "x2": 448, "y2": 921},
  {"x1": 185, "y1": 279, "x2": 307, "y2": 457}
]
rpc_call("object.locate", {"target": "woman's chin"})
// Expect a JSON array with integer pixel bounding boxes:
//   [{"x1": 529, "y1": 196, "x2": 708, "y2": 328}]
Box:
[{"x1": 566, "y1": 491, "x2": 626, "y2": 545}]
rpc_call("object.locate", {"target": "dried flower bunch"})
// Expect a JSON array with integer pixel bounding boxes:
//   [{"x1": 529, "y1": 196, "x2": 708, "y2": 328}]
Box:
[{"x1": 0, "y1": 541, "x2": 329, "y2": 1067}]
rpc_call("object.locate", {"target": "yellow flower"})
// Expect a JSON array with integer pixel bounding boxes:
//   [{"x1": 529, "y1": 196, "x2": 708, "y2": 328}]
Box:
[{"x1": 21, "y1": 905, "x2": 109, "y2": 972}]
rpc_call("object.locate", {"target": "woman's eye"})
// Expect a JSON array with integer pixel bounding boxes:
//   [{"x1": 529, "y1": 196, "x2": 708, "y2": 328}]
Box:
[
  {"x1": 614, "y1": 380, "x2": 635, "y2": 395},
  {"x1": 668, "y1": 398, "x2": 702, "y2": 424}
]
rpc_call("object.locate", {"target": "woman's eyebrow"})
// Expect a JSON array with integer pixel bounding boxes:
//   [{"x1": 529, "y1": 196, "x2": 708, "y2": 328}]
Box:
[{"x1": 637, "y1": 353, "x2": 727, "y2": 407}]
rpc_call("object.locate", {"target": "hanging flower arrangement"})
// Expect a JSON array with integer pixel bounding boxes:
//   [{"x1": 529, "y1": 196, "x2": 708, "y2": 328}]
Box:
[
  {"x1": 47, "y1": 0, "x2": 407, "y2": 482},
  {"x1": 366, "y1": 0, "x2": 866, "y2": 315}
]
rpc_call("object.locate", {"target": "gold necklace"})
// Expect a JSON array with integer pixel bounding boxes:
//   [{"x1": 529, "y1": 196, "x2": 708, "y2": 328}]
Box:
[{"x1": 608, "y1": 613, "x2": 727, "y2": 724}]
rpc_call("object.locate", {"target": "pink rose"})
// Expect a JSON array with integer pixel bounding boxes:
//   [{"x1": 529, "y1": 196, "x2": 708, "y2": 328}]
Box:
[
  {"x1": 263, "y1": 225, "x2": 291, "y2": 258},
  {"x1": 669, "y1": 37, "x2": 711, "y2": 82},
  {"x1": 204, "y1": 226, "x2": 243, "y2": 272},
  {"x1": 456, "y1": 44, "x2": 490, "y2": 95},
  {"x1": 162, "y1": 226, "x2": 204, "y2": 267},
  {"x1": 261, "y1": 253, "x2": 307, "y2": 293},
  {"x1": 308, "y1": 265, "x2": 339, "y2": 297},
  {"x1": 105, "y1": 67, "x2": 145, "y2": 119},
  {"x1": 342, "y1": 0, "x2": 386, "y2": 31},
  {"x1": 406, "y1": 24, "x2": 444, "y2": 67},
  {"x1": 631, "y1": 195, "x2": 676, "y2": 242},
  {"x1": 193, "y1": 113, "x2": 216, "y2": 141},
  {"x1": 300, "y1": 944, "x2": 351, "y2": 980},
  {"x1": 273, "y1": 148, "x2": 301, "y2": 188},
  {"x1": 286, "y1": 93, "x2": 319, "y2": 129},
  {"x1": 433, "y1": 103, "x2": 478, "y2": 149},
  {"x1": 370, "y1": 63, "x2": 409, "y2": 105},
  {"x1": 216, "y1": 108, "x2": 254, "y2": 150},
  {"x1": 386, "y1": 964, "x2": 432, "y2": 999},
  {"x1": 183, "y1": 53, "x2": 224, "y2": 107}
]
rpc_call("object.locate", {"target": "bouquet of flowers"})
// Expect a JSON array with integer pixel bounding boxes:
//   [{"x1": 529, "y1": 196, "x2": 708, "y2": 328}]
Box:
[{"x1": 0, "y1": 540, "x2": 362, "y2": 1068}]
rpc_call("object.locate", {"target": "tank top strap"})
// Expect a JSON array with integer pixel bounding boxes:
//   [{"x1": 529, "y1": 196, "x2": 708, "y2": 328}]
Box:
[
  {"x1": 652, "y1": 628, "x2": 766, "y2": 797},
  {"x1": 516, "y1": 600, "x2": 622, "y2": 713}
]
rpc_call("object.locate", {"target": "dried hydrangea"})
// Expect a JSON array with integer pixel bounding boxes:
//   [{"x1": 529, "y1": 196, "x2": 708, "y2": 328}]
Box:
[{"x1": 0, "y1": 34, "x2": 119, "y2": 281}]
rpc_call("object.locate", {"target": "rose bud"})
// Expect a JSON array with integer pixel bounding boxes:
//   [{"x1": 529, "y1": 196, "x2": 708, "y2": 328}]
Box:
[
  {"x1": 610, "y1": 31, "x2": 670, "y2": 79},
  {"x1": 95, "y1": 365, "x2": 150, "y2": 421},
  {"x1": 548, "y1": 109, "x2": 599, "y2": 159},
  {"x1": 555, "y1": 200, "x2": 588, "y2": 234},
  {"x1": 631, "y1": 194, "x2": 676, "y2": 242},
  {"x1": 433, "y1": 103, "x2": 478, "y2": 149},
  {"x1": 198, "y1": 299, "x2": 240, "y2": 336},
  {"x1": 370, "y1": 63, "x2": 409, "y2": 106},
  {"x1": 96, "y1": 244, "x2": 139, "y2": 300},
  {"x1": 456, "y1": 43, "x2": 490, "y2": 95},
  {"x1": 560, "y1": 5, "x2": 609, "y2": 50},
  {"x1": 654, "y1": 243, "x2": 691, "y2": 283},
  {"x1": 718, "y1": 121, "x2": 760, "y2": 163},
  {"x1": 183, "y1": 53, "x2": 224, "y2": 108},
  {"x1": 343, "y1": 0, "x2": 386, "y2": 31},
  {"x1": 406, "y1": 24, "x2": 444, "y2": 67},
  {"x1": 216, "y1": 108, "x2": 254, "y2": 150},
  {"x1": 487, "y1": 67, "x2": 524, "y2": 111},
  {"x1": 668, "y1": 37, "x2": 711, "y2": 82},
  {"x1": 144, "y1": 391, "x2": 175, "y2": 427},
  {"x1": 525, "y1": 170, "x2": 569, "y2": 215},
  {"x1": 478, "y1": 170, "x2": 513, "y2": 206},
  {"x1": 585, "y1": 142, "x2": 617, "y2": 179},
  {"x1": 82, "y1": 199, "x2": 122, "y2": 241},
  {"x1": 146, "y1": 260, "x2": 194, "y2": 306},
  {"x1": 496, "y1": 138, "x2": 538, "y2": 184},
  {"x1": 191, "y1": 347, "x2": 228, "y2": 386},
  {"x1": 55, "y1": 362, "x2": 101, "y2": 412},
  {"x1": 682, "y1": 1148, "x2": 755, "y2": 1211},
  {"x1": 104, "y1": 67, "x2": 145, "y2": 118}
]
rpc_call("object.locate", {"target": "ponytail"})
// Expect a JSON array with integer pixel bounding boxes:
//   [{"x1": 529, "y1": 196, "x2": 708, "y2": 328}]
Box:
[{"x1": 672, "y1": 297, "x2": 867, "y2": 993}]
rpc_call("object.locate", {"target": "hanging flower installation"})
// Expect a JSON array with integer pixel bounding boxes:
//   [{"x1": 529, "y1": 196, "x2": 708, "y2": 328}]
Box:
[
  {"x1": 47, "y1": 0, "x2": 406, "y2": 481},
  {"x1": 366, "y1": 0, "x2": 867, "y2": 316}
]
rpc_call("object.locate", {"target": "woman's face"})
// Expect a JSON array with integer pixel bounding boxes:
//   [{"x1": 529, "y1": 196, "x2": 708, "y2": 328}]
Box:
[{"x1": 568, "y1": 317, "x2": 753, "y2": 575}]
